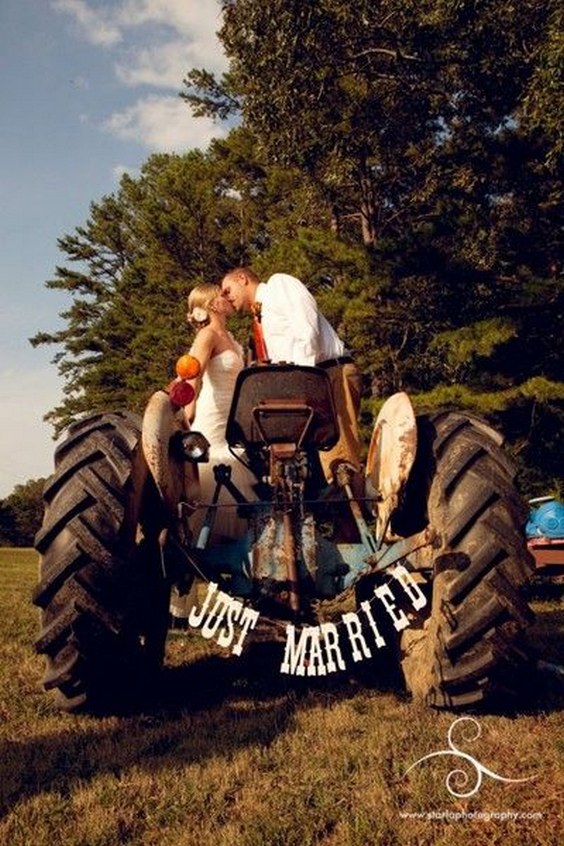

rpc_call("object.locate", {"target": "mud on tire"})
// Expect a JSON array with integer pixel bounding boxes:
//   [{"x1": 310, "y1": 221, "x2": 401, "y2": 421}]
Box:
[
  {"x1": 398, "y1": 412, "x2": 535, "y2": 710},
  {"x1": 33, "y1": 411, "x2": 169, "y2": 713}
]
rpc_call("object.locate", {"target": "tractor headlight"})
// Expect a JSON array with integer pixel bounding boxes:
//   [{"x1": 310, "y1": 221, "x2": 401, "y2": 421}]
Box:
[{"x1": 179, "y1": 431, "x2": 210, "y2": 462}]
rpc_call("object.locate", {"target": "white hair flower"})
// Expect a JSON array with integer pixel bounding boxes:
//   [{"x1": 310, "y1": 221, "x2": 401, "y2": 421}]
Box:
[{"x1": 188, "y1": 306, "x2": 209, "y2": 326}]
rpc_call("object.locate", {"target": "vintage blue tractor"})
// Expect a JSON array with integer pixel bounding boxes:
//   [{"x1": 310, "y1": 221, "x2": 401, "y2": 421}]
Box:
[
  {"x1": 33, "y1": 362, "x2": 535, "y2": 712},
  {"x1": 526, "y1": 496, "x2": 564, "y2": 588}
]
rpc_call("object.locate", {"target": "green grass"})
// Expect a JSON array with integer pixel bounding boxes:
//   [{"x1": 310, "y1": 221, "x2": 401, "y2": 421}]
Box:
[{"x1": 0, "y1": 548, "x2": 563, "y2": 846}]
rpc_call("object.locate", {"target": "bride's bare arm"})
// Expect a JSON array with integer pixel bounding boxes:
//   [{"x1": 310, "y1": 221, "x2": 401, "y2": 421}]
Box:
[{"x1": 183, "y1": 326, "x2": 217, "y2": 423}]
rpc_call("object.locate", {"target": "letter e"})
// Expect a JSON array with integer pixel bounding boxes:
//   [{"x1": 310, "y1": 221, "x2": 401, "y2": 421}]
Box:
[{"x1": 374, "y1": 584, "x2": 409, "y2": 632}]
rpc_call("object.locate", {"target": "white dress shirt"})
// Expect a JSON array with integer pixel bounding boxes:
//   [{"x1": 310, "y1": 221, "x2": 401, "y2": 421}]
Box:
[{"x1": 256, "y1": 273, "x2": 345, "y2": 366}]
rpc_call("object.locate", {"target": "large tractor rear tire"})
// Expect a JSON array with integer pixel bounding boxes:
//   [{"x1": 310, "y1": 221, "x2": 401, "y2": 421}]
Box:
[
  {"x1": 33, "y1": 411, "x2": 170, "y2": 713},
  {"x1": 398, "y1": 412, "x2": 535, "y2": 710}
]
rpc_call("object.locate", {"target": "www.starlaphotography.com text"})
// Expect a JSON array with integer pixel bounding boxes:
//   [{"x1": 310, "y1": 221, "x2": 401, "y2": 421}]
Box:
[{"x1": 398, "y1": 810, "x2": 543, "y2": 822}]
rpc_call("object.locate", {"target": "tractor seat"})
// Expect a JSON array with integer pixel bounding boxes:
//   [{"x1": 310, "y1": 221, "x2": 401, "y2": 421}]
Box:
[{"x1": 225, "y1": 363, "x2": 339, "y2": 452}]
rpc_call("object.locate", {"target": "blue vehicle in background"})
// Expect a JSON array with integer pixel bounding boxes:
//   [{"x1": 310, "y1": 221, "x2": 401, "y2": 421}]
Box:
[{"x1": 526, "y1": 496, "x2": 564, "y2": 588}]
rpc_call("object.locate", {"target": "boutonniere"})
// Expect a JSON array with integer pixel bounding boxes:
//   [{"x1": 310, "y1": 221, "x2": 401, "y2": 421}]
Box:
[{"x1": 250, "y1": 302, "x2": 262, "y2": 320}]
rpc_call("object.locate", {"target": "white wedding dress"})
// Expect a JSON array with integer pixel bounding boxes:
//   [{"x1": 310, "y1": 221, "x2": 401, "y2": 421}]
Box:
[
  {"x1": 170, "y1": 345, "x2": 256, "y2": 622},
  {"x1": 190, "y1": 347, "x2": 255, "y2": 542}
]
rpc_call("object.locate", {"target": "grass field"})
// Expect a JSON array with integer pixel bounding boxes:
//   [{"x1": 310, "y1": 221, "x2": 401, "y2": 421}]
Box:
[{"x1": 0, "y1": 548, "x2": 562, "y2": 846}]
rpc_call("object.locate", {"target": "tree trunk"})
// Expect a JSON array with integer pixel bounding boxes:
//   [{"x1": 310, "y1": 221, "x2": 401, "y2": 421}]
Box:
[{"x1": 358, "y1": 155, "x2": 378, "y2": 246}]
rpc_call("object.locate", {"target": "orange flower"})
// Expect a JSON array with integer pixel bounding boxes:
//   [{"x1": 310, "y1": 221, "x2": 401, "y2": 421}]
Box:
[{"x1": 175, "y1": 354, "x2": 201, "y2": 379}]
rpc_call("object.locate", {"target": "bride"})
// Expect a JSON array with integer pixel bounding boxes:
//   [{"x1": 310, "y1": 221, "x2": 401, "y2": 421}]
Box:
[{"x1": 182, "y1": 282, "x2": 254, "y2": 543}]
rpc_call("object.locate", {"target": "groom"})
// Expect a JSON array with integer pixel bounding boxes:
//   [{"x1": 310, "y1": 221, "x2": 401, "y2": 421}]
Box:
[{"x1": 220, "y1": 266, "x2": 363, "y2": 490}]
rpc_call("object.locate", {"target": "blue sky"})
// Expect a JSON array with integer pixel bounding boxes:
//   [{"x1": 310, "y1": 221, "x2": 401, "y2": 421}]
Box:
[{"x1": 0, "y1": 0, "x2": 228, "y2": 497}]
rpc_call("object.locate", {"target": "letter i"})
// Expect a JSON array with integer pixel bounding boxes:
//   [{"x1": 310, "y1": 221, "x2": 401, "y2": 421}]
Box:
[{"x1": 359, "y1": 600, "x2": 386, "y2": 648}]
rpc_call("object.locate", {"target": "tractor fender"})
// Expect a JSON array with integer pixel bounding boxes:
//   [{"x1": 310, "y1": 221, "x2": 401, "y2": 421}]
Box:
[
  {"x1": 141, "y1": 390, "x2": 198, "y2": 516},
  {"x1": 366, "y1": 392, "x2": 417, "y2": 537}
]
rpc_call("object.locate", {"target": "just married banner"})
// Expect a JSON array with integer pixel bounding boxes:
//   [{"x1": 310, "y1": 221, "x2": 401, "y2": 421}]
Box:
[{"x1": 184, "y1": 563, "x2": 427, "y2": 676}]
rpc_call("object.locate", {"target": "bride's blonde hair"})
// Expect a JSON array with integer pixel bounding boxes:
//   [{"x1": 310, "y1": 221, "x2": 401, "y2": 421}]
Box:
[{"x1": 187, "y1": 283, "x2": 221, "y2": 327}]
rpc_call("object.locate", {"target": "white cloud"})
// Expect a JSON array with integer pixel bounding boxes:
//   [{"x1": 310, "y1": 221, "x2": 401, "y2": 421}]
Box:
[
  {"x1": 112, "y1": 163, "x2": 139, "y2": 182},
  {"x1": 51, "y1": 0, "x2": 123, "y2": 47},
  {"x1": 103, "y1": 95, "x2": 227, "y2": 153},
  {"x1": 53, "y1": 0, "x2": 226, "y2": 73},
  {"x1": 115, "y1": 40, "x2": 199, "y2": 89},
  {"x1": 0, "y1": 368, "x2": 63, "y2": 498},
  {"x1": 52, "y1": 0, "x2": 228, "y2": 153},
  {"x1": 116, "y1": 0, "x2": 223, "y2": 46}
]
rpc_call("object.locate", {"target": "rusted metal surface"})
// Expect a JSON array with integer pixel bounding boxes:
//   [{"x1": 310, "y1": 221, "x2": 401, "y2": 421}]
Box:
[
  {"x1": 141, "y1": 390, "x2": 188, "y2": 516},
  {"x1": 283, "y1": 512, "x2": 300, "y2": 613},
  {"x1": 528, "y1": 538, "x2": 564, "y2": 568},
  {"x1": 251, "y1": 512, "x2": 296, "y2": 610},
  {"x1": 252, "y1": 400, "x2": 314, "y2": 450},
  {"x1": 527, "y1": 538, "x2": 564, "y2": 585},
  {"x1": 250, "y1": 508, "x2": 325, "y2": 615},
  {"x1": 300, "y1": 513, "x2": 318, "y2": 585},
  {"x1": 366, "y1": 392, "x2": 417, "y2": 540},
  {"x1": 364, "y1": 526, "x2": 438, "y2": 573},
  {"x1": 334, "y1": 462, "x2": 377, "y2": 552}
]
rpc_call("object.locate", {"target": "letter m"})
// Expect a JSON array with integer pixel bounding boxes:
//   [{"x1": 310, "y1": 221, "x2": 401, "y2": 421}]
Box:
[{"x1": 280, "y1": 624, "x2": 310, "y2": 676}]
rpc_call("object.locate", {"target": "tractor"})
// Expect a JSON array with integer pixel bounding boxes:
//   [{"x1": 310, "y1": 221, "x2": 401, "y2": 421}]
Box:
[
  {"x1": 526, "y1": 496, "x2": 564, "y2": 592},
  {"x1": 33, "y1": 361, "x2": 535, "y2": 712}
]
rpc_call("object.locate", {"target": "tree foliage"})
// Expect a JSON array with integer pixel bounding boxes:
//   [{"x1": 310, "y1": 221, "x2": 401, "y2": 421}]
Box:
[
  {"x1": 31, "y1": 0, "x2": 563, "y2": 495},
  {"x1": 0, "y1": 479, "x2": 47, "y2": 547},
  {"x1": 32, "y1": 145, "x2": 263, "y2": 431}
]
